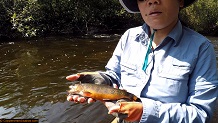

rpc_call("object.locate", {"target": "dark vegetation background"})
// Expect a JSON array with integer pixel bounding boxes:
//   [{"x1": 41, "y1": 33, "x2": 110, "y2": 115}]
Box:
[{"x1": 0, "y1": 0, "x2": 217, "y2": 40}]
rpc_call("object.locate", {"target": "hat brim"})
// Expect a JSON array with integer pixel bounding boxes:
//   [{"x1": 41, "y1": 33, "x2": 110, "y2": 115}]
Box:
[
  {"x1": 119, "y1": 0, "x2": 139, "y2": 13},
  {"x1": 119, "y1": 0, "x2": 196, "y2": 13}
]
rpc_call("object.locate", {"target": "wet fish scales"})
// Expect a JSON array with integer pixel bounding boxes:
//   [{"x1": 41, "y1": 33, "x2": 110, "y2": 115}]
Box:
[{"x1": 68, "y1": 83, "x2": 138, "y2": 101}]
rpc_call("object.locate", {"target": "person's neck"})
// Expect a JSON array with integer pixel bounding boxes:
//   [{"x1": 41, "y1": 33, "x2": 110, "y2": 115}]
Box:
[{"x1": 150, "y1": 19, "x2": 178, "y2": 49}]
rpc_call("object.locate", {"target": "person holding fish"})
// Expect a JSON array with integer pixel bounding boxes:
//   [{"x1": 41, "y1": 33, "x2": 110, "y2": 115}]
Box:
[{"x1": 66, "y1": 0, "x2": 218, "y2": 123}]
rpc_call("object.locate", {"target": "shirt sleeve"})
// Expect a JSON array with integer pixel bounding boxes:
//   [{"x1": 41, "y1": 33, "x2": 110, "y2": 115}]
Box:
[
  {"x1": 104, "y1": 27, "x2": 218, "y2": 123},
  {"x1": 104, "y1": 30, "x2": 130, "y2": 87},
  {"x1": 140, "y1": 41, "x2": 218, "y2": 123}
]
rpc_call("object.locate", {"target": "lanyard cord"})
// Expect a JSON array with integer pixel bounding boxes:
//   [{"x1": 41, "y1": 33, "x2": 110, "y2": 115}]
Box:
[{"x1": 142, "y1": 30, "x2": 156, "y2": 70}]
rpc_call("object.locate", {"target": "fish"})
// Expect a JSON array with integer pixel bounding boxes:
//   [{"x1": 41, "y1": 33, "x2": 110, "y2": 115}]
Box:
[{"x1": 68, "y1": 83, "x2": 139, "y2": 101}]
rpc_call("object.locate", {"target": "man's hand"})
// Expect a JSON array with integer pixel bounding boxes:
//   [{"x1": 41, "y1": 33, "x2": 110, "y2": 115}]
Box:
[
  {"x1": 66, "y1": 72, "x2": 111, "y2": 103},
  {"x1": 66, "y1": 72, "x2": 111, "y2": 84},
  {"x1": 108, "y1": 102, "x2": 143, "y2": 122}
]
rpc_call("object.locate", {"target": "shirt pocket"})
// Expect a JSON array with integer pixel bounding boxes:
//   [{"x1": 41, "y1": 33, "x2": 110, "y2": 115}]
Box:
[
  {"x1": 158, "y1": 58, "x2": 192, "y2": 81},
  {"x1": 120, "y1": 61, "x2": 139, "y2": 86},
  {"x1": 120, "y1": 61, "x2": 137, "y2": 75}
]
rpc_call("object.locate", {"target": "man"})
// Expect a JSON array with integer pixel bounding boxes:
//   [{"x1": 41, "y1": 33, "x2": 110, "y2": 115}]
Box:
[{"x1": 67, "y1": 0, "x2": 218, "y2": 122}]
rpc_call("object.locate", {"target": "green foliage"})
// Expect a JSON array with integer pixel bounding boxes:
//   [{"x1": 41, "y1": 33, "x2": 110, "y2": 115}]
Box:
[
  {"x1": 0, "y1": 0, "x2": 217, "y2": 39},
  {"x1": 0, "y1": 1, "x2": 13, "y2": 38},
  {"x1": 0, "y1": 0, "x2": 143, "y2": 38},
  {"x1": 0, "y1": 0, "x2": 44, "y2": 38},
  {"x1": 10, "y1": 0, "x2": 42, "y2": 37},
  {"x1": 180, "y1": 0, "x2": 218, "y2": 35}
]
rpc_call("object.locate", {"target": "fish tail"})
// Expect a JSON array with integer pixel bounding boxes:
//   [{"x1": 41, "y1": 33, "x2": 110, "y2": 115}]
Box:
[
  {"x1": 133, "y1": 95, "x2": 141, "y2": 102},
  {"x1": 127, "y1": 92, "x2": 140, "y2": 101}
]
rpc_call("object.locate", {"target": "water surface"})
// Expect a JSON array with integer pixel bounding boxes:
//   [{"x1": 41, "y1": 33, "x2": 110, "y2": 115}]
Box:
[{"x1": 0, "y1": 36, "x2": 217, "y2": 123}]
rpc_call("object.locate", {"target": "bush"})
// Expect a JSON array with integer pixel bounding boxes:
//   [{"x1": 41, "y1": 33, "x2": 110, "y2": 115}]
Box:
[
  {"x1": 0, "y1": 1, "x2": 13, "y2": 39},
  {"x1": 180, "y1": 0, "x2": 218, "y2": 35},
  {"x1": 0, "y1": 0, "x2": 217, "y2": 39}
]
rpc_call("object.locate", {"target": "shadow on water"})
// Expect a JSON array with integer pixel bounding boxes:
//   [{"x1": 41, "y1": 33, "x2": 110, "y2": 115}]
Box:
[{"x1": 0, "y1": 36, "x2": 217, "y2": 123}]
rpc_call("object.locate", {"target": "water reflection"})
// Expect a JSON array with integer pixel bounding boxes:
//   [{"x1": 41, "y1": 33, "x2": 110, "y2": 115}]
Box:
[
  {"x1": 0, "y1": 36, "x2": 118, "y2": 122},
  {"x1": 0, "y1": 36, "x2": 217, "y2": 122}
]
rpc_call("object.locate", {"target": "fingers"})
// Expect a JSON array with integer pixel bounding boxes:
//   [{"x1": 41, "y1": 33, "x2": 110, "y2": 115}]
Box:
[
  {"x1": 66, "y1": 72, "x2": 97, "y2": 81},
  {"x1": 67, "y1": 95, "x2": 95, "y2": 103},
  {"x1": 113, "y1": 84, "x2": 118, "y2": 89},
  {"x1": 104, "y1": 101, "x2": 117, "y2": 109},
  {"x1": 108, "y1": 105, "x2": 120, "y2": 114},
  {"x1": 67, "y1": 95, "x2": 86, "y2": 103},
  {"x1": 66, "y1": 74, "x2": 80, "y2": 81},
  {"x1": 67, "y1": 95, "x2": 73, "y2": 101},
  {"x1": 87, "y1": 98, "x2": 95, "y2": 103},
  {"x1": 79, "y1": 72, "x2": 98, "y2": 75}
]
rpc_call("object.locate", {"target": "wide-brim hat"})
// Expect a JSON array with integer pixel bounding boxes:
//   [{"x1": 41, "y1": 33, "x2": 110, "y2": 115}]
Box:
[{"x1": 119, "y1": 0, "x2": 196, "y2": 13}]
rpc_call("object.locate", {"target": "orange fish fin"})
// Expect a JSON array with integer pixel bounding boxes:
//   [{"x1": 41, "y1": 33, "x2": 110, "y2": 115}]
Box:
[{"x1": 82, "y1": 91, "x2": 92, "y2": 97}]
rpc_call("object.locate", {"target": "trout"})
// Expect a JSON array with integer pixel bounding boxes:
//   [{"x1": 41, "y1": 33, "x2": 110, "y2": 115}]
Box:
[{"x1": 68, "y1": 83, "x2": 139, "y2": 101}]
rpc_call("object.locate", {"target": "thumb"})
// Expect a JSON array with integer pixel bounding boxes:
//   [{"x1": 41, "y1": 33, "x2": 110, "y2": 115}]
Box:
[
  {"x1": 66, "y1": 74, "x2": 80, "y2": 81},
  {"x1": 108, "y1": 105, "x2": 120, "y2": 114},
  {"x1": 113, "y1": 84, "x2": 118, "y2": 89}
]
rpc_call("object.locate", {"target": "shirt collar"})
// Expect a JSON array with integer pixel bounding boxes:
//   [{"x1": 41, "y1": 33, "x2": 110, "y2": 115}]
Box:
[
  {"x1": 136, "y1": 21, "x2": 183, "y2": 47},
  {"x1": 134, "y1": 23, "x2": 150, "y2": 45},
  {"x1": 141, "y1": 23, "x2": 151, "y2": 35},
  {"x1": 167, "y1": 20, "x2": 183, "y2": 46}
]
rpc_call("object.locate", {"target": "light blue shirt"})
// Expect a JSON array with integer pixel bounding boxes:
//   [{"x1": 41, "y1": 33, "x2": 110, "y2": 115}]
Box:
[{"x1": 104, "y1": 21, "x2": 218, "y2": 123}]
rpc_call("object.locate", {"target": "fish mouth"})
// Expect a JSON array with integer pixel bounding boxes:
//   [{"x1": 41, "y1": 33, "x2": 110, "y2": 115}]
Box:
[
  {"x1": 68, "y1": 89, "x2": 80, "y2": 94},
  {"x1": 68, "y1": 85, "x2": 78, "y2": 93},
  {"x1": 69, "y1": 85, "x2": 75, "y2": 89}
]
